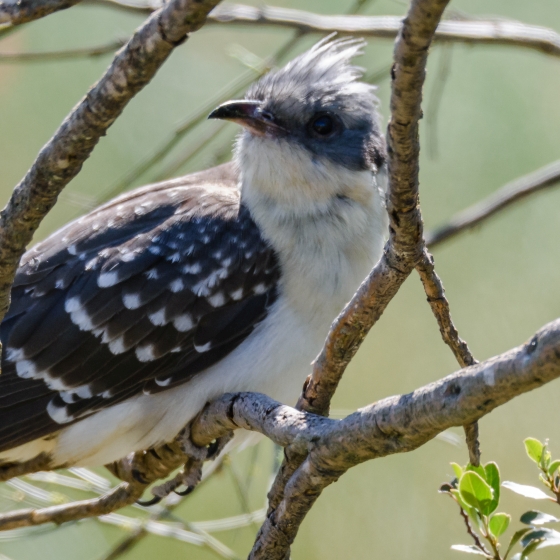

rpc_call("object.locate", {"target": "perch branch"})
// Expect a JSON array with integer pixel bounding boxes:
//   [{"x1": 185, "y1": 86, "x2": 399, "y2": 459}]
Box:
[
  {"x1": 0, "y1": 0, "x2": 222, "y2": 322},
  {"x1": 2, "y1": 317, "x2": 560, "y2": 534},
  {"x1": 426, "y1": 159, "x2": 560, "y2": 248}
]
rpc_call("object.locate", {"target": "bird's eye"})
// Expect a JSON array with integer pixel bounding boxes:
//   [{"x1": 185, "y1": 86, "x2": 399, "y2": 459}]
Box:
[{"x1": 308, "y1": 114, "x2": 338, "y2": 137}]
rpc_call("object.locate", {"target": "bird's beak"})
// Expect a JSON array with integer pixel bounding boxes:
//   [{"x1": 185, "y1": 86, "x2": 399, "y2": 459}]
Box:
[{"x1": 208, "y1": 100, "x2": 284, "y2": 137}]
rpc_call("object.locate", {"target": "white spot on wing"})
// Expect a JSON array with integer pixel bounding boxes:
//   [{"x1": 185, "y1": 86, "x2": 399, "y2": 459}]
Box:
[
  {"x1": 195, "y1": 342, "x2": 211, "y2": 353},
  {"x1": 16, "y1": 360, "x2": 37, "y2": 378},
  {"x1": 173, "y1": 314, "x2": 194, "y2": 332},
  {"x1": 67, "y1": 244, "x2": 78, "y2": 255},
  {"x1": 98, "y1": 271, "x2": 119, "y2": 288},
  {"x1": 123, "y1": 293, "x2": 141, "y2": 309},
  {"x1": 230, "y1": 288, "x2": 243, "y2": 301},
  {"x1": 253, "y1": 283, "x2": 267, "y2": 295},
  {"x1": 75, "y1": 385, "x2": 93, "y2": 399},
  {"x1": 136, "y1": 344, "x2": 156, "y2": 362},
  {"x1": 192, "y1": 280, "x2": 211, "y2": 297},
  {"x1": 120, "y1": 251, "x2": 137, "y2": 262},
  {"x1": 169, "y1": 278, "x2": 184, "y2": 292},
  {"x1": 148, "y1": 309, "x2": 166, "y2": 326},
  {"x1": 65, "y1": 296, "x2": 81, "y2": 313},
  {"x1": 109, "y1": 337, "x2": 127, "y2": 354},
  {"x1": 69, "y1": 308, "x2": 95, "y2": 331},
  {"x1": 208, "y1": 292, "x2": 226, "y2": 307},
  {"x1": 6, "y1": 347, "x2": 24, "y2": 362},
  {"x1": 183, "y1": 263, "x2": 201, "y2": 274}
]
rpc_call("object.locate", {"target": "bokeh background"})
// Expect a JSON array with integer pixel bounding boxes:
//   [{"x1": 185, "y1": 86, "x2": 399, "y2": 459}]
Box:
[{"x1": 1, "y1": 0, "x2": 560, "y2": 558}]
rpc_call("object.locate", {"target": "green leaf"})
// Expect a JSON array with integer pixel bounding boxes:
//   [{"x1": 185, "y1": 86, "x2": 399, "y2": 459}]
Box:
[
  {"x1": 502, "y1": 481, "x2": 552, "y2": 500},
  {"x1": 467, "y1": 463, "x2": 488, "y2": 481},
  {"x1": 520, "y1": 510, "x2": 560, "y2": 525},
  {"x1": 524, "y1": 439, "x2": 544, "y2": 465},
  {"x1": 504, "y1": 528, "x2": 532, "y2": 560},
  {"x1": 489, "y1": 513, "x2": 511, "y2": 538},
  {"x1": 451, "y1": 544, "x2": 492, "y2": 557},
  {"x1": 548, "y1": 460, "x2": 560, "y2": 477},
  {"x1": 452, "y1": 462, "x2": 464, "y2": 480},
  {"x1": 484, "y1": 462, "x2": 501, "y2": 514},
  {"x1": 460, "y1": 472, "x2": 494, "y2": 515}
]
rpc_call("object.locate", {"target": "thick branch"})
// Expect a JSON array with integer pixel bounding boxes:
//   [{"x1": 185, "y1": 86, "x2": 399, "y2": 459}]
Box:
[
  {"x1": 190, "y1": 318, "x2": 560, "y2": 560},
  {"x1": 3, "y1": 317, "x2": 560, "y2": 533},
  {"x1": 426, "y1": 159, "x2": 560, "y2": 248},
  {"x1": 0, "y1": 0, "x2": 221, "y2": 322}
]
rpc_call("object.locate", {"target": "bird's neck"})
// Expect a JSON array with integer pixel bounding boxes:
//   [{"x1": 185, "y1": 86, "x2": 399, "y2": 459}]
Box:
[{"x1": 239, "y1": 162, "x2": 388, "y2": 319}]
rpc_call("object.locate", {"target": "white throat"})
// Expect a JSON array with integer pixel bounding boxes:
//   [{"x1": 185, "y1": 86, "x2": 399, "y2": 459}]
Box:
[{"x1": 238, "y1": 134, "x2": 388, "y2": 319}]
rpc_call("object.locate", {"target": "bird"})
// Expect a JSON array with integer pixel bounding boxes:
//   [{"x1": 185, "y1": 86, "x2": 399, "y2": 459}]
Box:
[{"x1": 0, "y1": 37, "x2": 388, "y2": 471}]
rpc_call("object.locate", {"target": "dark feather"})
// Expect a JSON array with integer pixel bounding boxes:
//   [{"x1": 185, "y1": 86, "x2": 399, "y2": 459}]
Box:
[{"x1": 0, "y1": 163, "x2": 281, "y2": 454}]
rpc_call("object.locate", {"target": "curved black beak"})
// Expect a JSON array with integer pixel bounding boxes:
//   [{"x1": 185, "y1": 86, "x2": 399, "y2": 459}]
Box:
[{"x1": 208, "y1": 100, "x2": 284, "y2": 136}]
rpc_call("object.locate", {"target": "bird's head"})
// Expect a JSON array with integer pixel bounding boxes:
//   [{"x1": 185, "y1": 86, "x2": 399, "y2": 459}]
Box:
[{"x1": 209, "y1": 36, "x2": 386, "y2": 212}]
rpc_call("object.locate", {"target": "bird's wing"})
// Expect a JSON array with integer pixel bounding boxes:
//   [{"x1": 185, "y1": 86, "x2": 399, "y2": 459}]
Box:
[{"x1": 0, "y1": 163, "x2": 281, "y2": 452}]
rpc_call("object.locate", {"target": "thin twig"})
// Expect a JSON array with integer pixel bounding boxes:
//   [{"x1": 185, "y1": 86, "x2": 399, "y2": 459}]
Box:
[
  {"x1": 458, "y1": 505, "x2": 492, "y2": 556},
  {"x1": 0, "y1": 482, "x2": 144, "y2": 530},
  {"x1": 416, "y1": 249, "x2": 480, "y2": 465},
  {"x1": 416, "y1": 249, "x2": 476, "y2": 369},
  {"x1": 84, "y1": 2, "x2": 560, "y2": 63},
  {"x1": 0, "y1": 39, "x2": 124, "y2": 62},
  {"x1": 426, "y1": 159, "x2": 560, "y2": 248}
]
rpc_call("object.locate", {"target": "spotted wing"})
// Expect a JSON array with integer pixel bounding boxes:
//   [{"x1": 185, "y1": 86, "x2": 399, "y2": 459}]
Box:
[{"x1": 0, "y1": 163, "x2": 280, "y2": 453}]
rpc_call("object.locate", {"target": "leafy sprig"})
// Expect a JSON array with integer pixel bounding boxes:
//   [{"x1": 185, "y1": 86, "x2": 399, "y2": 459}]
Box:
[{"x1": 442, "y1": 438, "x2": 560, "y2": 559}]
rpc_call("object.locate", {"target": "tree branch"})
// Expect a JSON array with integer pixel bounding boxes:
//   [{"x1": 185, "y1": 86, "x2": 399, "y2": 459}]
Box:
[
  {"x1": 248, "y1": 1, "x2": 451, "y2": 557},
  {"x1": 0, "y1": 0, "x2": 222, "y2": 322},
  {"x1": 87, "y1": 2, "x2": 560, "y2": 62},
  {"x1": 209, "y1": 4, "x2": 560, "y2": 59},
  {"x1": 0, "y1": 0, "x2": 81, "y2": 28},
  {"x1": 416, "y1": 248, "x2": 480, "y2": 464},
  {"x1": 426, "y1": 159, "x2": 560, "y2": 248},
  {"x1": 190, "y1": 318, "x2": 560, "y2": 560},
  {"x1": 3, "y1": 316, "x2": 560, "y2": 534}
]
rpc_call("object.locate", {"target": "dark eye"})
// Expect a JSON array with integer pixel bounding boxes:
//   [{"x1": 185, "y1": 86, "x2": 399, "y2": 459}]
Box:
[{"x1": 309, "y1": 114, "x2": 337, "y2": 137}]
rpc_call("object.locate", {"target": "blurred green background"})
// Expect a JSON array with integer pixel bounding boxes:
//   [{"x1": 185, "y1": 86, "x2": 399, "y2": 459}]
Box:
[{"x1": 1, "y1": 0, "x2": 560, "y2": 558}]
